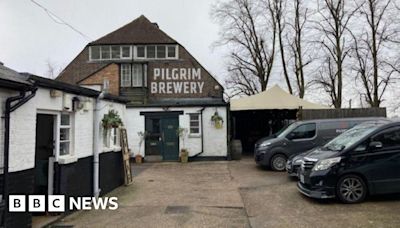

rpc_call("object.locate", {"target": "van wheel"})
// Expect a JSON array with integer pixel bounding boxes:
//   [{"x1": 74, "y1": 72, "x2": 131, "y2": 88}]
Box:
[
  {"x1": 337, "y1": 175, "x2": 367, "y2": 203},
  {"x1": 270, "y1": 154, "x2": 287, "y2": 171}
]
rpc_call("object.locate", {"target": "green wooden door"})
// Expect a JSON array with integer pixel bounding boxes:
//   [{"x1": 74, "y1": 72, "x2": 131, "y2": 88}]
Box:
[{"x1": 161, "y1": 117, "x2": 179, "y2": 161}]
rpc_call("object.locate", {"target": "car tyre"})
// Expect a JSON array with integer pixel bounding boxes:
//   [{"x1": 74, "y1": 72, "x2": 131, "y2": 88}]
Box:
[
  {"x1": 336, "y1": 175, "x2": 367, "y2": 204},
  {"x1": 270, "y1": 154, "x2": 287, "y2": 171}
]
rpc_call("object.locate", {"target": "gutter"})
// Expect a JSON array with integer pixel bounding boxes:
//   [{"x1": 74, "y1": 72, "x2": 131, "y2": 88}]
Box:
[
  {"x1": 190, "y1": 107, "x2": 205, "y2": 158},
  {"x1": 93, "y1": 91, "x2": 105, "y2": 198},
  {"x1": 3, "y1": 87, "x2": 37, "y2": 224}
]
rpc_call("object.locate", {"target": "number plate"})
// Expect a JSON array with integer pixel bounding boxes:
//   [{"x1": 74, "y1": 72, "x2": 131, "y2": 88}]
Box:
[{"x1": 300, "y1": 174, "x2": 305, "y2": 184}]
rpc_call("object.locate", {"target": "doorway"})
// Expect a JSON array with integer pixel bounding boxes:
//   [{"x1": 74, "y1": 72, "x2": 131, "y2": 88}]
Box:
[
  {"x1": 34, "y1": 114, "x2": 55, "y2": 196},
  {"x1": 145, "y1": 114, "x2": 180, "y2": 161}
]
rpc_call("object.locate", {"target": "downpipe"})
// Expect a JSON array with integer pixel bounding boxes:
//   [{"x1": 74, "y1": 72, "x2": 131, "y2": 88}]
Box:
[
  {"x1": 3, "y1": 88, "x2": 37, "y2": 225},
  {"x1": 93, "y1": 92, "x2": 105, "y2": 198}
]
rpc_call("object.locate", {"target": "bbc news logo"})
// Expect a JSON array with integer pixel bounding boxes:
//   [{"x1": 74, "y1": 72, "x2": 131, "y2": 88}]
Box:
[{"x1": 9, "y1": 195, "x2": 118, "y2": 212}]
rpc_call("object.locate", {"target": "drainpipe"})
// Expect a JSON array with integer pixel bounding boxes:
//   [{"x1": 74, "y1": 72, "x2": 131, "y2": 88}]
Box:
[
  {"x1": 93, "y1": 92, "x2": 105, "y2": 198},
  {"x1": 3, "y1": 88, "x2": 37, "y2": 225},
  {"x1": 190, "y1": 107, "x2": 205, "y2": 158}
]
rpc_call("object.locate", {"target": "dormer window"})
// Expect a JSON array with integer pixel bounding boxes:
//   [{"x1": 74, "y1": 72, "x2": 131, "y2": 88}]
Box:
[{"x1": 90, "y1": 45, "x2": 178, "y2": 61}]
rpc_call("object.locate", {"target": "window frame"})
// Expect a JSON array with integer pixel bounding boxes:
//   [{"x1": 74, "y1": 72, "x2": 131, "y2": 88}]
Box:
[
  {"x1": 89, "y1": 46, "x2": 101, "y2": 61},
  {"x1": 287, "y1": 123, "x2": 317, "y2": 141},
  {"x1": 189, "y1": 113, "x2": 201, "y2": 136},
  {"x1": 132, "y1": 64, "x2": 144, "y2": 87},
  {"x1": 370, "y1": 127, "x2": 400, "y2": 151},
  {"x1": 135, "y1": 46, "x2": 146, "y2": 59},
  {"x1": 120, "y1": 46, "x2": 132, "y2": 59},
  {"x1": 166, "y1": 45, "x2": 179, "y2": 59},
  {"x1": 120, "y1": 64, "x2": 132, "y2": 87},
  {"x1": 59, "y1": 113, "x2": 73, "y2": 157}
]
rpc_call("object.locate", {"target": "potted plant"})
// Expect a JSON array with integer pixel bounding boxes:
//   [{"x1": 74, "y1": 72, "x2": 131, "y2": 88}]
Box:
[
  {"x1": 101, "y1": 110, "x2": 123, "y2": 129},
  {"x1": 177, "y1": 127, "x2": 189, "y2": 163},
  {"x1": 211, "y1": 111, "x2": 224, "y2": 129}
]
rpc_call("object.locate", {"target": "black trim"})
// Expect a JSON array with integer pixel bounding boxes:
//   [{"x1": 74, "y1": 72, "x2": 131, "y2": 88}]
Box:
[
  {"x1": 140, "y1": 111, "x2": 183, "y2": 116},
  {"x1": 130, "y1": 102, "x2": 227, "y2": 108},
  {"x1": 0, "y1": 78, "x2": 34, "y2": 91}
]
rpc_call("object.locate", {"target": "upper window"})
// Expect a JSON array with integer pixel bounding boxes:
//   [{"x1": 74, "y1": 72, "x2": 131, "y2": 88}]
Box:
[
  {"x1": 120, "y1": 64, "x2": 132, "y2": 87},
  {"x1": 59, "y1": 114, "x2": 72, "y2": 156},
  {"x1": 287, "y1": 123, "x2": 316, "y2": 140},
  {"x1": 120, "y1": 64, "x2": 147, "y2": 87},
  {"x1": 189, "y1": 114, "x2": 201, "y2": 135},
  {"x1": 90, "y1": 45, "x2": 178, "y2": 60}
]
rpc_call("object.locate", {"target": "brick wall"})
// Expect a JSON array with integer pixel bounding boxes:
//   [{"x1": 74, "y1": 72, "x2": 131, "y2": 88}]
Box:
[{"x1": 80, "y1": 63, "x2": 120, "y2": 96}]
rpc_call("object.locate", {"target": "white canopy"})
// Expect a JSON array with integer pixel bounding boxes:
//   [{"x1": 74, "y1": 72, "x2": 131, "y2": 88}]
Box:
[{"x1": 230, "y1": 85, "x2": 330, "y2": 111}]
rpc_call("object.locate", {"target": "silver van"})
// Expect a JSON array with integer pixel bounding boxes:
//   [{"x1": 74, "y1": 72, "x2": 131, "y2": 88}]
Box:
[{"x1": 254, "y1": 118, "x2": 384, "y2": 171}]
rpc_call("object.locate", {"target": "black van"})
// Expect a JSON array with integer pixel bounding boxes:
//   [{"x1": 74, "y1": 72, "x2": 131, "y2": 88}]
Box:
[
  {"x1": 297, "y1": 120, "x2": 400, "y2": 203},
  {"x1": 254, "y1": 118, "x2": 382, "y2": 171}
]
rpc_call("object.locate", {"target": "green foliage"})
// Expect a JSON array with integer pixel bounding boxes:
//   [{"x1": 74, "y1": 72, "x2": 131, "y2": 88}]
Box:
[{"x1": 102, "y1": 110, "x2": 123, "y2": 129}]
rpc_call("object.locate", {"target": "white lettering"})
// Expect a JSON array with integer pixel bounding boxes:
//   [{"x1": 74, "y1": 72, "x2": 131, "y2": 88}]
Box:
[
  {"x1": 92, "y1": 197, "x2": 109, "y2": 210},
  {"x1": 190, "y1": 82, "x2": 197, "y2": 93},
  {"x1": 172, "y1": 68, "x2": 179, "y2": 80},
  {"x1": 82, "y1": 197, "x2": 91, "y2": 210},
  {"x1": 69, "y1": 197, "x2": 81, "y2": 210},
  {"x1": 192, "y1": 68, "x2": 201, "y2": 80},
  {"x1": 159, "y1": 82, "x2": 166, "y2": 94},
  {"x1": 183, "y1": 82, "x2": 189, "y2": 93},
  {"x1": 153, "y1": 68, "x2": 160, "y2": 80},
  {"x1": 108, "y1": 197, "x2": 119, "y2": 210},
  {"x1": 151, "y1": 82, "x2": 158, "y2": 93},
  {"x1": 166, "y1": 82, "x2": 173, "y2": 94},
  {"x1": 197, "y1": 82, "x2": 204, "y2": 93},
  {"x1": 180, "y1": 68, "x2": 187, "y2": 80},
  {"x1": 173, "y1": 82, "x2": 183, "y2": 93}
]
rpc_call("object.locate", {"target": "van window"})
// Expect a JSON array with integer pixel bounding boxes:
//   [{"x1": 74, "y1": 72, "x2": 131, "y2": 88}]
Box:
[
  {"x1": 372, "y1": 128, "x2": 400, "y2": 149},
  {"x1": 287, "y1": 123, "x2": 316, "y2": 140}
]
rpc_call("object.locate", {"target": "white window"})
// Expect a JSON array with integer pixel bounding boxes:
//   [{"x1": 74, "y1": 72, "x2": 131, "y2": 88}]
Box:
[
  {"x1": 156, "y1": 45, "x2": 166, "y2": 59},
  {"x1": 100, "y1": 46, "x2": 111, "y2": 59},
  {"x1": 147, "y1": 45, "x2": 156, "y2": 58},
  {"x1": 136, "y1": 46, "x2": 146, "y2": 58},
  {"x1": 189, "y1": 114, "x2": 201, "y2": 135},
  {"x1": 132, "y1": 64, "x2": 143, "y2": 87},
  {"x1": 111, "y1": 46, "x2": 120, "y2": 59},
  {"x1": 121, "y1": 46, "x2": 131, "y2": 59},
  {"x1": 90, "y1": 46, "x2": 101, "y2": 60},
  {"x1": 59, "y1": 114, "x2": 71, "y2": 156},
  {"x1": 120, "y1": 64, "x2": 132, "y2": 87},
  {"x1": 167, "y1": 45, "x2": 178, "y2": 59},
  {"x1": 103, "y1": 128, "x2": 119, "y2": 148}
]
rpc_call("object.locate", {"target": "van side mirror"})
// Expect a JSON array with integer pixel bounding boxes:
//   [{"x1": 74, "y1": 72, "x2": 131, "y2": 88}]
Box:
[{"x1": 369, "y1": 141, "x2": 383, "y2": 149}]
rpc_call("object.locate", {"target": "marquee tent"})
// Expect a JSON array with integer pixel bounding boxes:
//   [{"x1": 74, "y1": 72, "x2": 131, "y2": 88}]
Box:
[{"x1": 230, "y1": 85, "x2": 330, "y2": 111}]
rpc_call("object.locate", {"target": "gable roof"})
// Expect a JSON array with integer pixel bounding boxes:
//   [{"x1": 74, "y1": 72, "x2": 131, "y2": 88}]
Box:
[
  {"x1": 0, "y1": 64, "x2": 34, "y2": 90},
  {"x1": 90, "y1": 15, "x2": 177, "y2": 45},
  {"x1": 230, "y1": 85, "x2": 330, "y2": 111}
]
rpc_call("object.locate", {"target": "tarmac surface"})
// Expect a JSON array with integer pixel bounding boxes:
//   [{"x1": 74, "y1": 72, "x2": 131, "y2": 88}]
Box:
[{"x1": 52, "y1": 157, "x2": 400, "y2": 228}]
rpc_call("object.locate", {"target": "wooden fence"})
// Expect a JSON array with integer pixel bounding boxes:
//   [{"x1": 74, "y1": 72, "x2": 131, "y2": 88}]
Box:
[{"x1": 299, "y1": 108, "x2": 387, "y2": 120}]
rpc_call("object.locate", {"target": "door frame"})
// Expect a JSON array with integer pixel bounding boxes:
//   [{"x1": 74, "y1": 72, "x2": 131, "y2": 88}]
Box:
[
  {"x1": 141, "y1": 111, "x2": 182, "y2": 161},
  {"x1": 36, "y1": 110, "x2": 58, "y2": 195}
]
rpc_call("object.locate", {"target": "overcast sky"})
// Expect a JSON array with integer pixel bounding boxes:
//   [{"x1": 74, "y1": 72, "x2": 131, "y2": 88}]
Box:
[{"x1": 0, "y1": 0, "x2": 229, "y2": 82}]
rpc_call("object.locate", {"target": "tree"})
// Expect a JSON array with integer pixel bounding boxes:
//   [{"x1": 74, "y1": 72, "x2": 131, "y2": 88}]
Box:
[
  {"x1": 273, "y1": 0, "x2": 293, "y2": 95},
  {"x1": 350, "y1": 0, "x2": 399, "y2": 107},
  {"x1": 313, "y1": 0, "x2": 359, "y2": 108},
  {"x1": 212, "y1": 0, "x2": 277, "y2": 96},
  {"x1": 286, "y1": 0, "x2": 312, "y2": 98}
]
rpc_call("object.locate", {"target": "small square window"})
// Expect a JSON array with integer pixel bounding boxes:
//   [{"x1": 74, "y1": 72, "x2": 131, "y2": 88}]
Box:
[
  {"x1": 111, "y1": 46, "x2": 120, "y2": 59},
  {"x1": 90, "y1": 46, "x2": 101, "y2": 60},
  {"x1": 167, "y1": 46, "x2": 177, "y2": 58},
  {"x1": 189, "y1": 114, "x2": 201, "y2": 135},
  {"x1": 101, "y1": 46, "x2": 111, "y2": 59},
  {"x1": 60, "y1": 142, "x2": 70, "y2": 156},
  {"x1": 121, "y1": 46, "x2": 131, "y2": 58},
  {"x1": 147, "y1": 46, "x2": 156, "y2": 58},
  {"x1": 156, "y1": 46, "x2": 166, "y2": 59},
  {"x1": 136, "y1": 46, "x2": 145, "y2": 58},
  {"x1": 61, "y1": 114, "x2": 70, "y2": 126}
]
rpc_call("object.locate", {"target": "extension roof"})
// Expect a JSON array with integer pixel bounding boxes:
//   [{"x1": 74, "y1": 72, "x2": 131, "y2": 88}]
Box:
[{"x1": 230, "y1": 85, "x2": 330, "y2": 111}]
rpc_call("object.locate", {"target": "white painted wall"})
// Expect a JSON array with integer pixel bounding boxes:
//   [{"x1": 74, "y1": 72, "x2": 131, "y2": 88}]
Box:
[
  {"x1": 0, "y1": 87, "x2": 126, "y2": 173},
  {"x1": 125, "y1": 106, "x2": 228, "y2": 158}
]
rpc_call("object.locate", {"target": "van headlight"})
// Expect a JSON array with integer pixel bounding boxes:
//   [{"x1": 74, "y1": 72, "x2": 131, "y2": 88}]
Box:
[
  {"x1": 260, "y1": 142, "x2": 272, "y2": 147},
  {"x1": 312, "y1": 157, "x2": 341, "y2": 171}
]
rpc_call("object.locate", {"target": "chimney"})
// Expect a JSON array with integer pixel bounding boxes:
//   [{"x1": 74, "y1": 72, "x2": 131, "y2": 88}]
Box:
[
  {"x1": 0, "y1": 61, "x2": 4, "y2": 66},
  {"x1": 152, "y1": 23, "x2": 159, "y2": 28}
]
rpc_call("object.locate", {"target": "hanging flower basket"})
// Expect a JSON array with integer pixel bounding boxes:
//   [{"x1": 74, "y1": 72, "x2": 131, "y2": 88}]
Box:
[
  {"x1": 102, "y1": 110, "x2": 123, "y2": 129},
  {"x1": 211, "y1": 111, "x2": 224, "y2": 129}
]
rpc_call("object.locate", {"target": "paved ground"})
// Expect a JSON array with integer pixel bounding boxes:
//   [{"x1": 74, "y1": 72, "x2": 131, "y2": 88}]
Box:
[{"x1": 52, "y1": 157, "x2": 400, "y2": 228}]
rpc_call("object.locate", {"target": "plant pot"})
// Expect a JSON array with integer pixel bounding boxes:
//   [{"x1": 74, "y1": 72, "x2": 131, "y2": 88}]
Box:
[
  {"x1": 135, "y1": 155, "x2": 142, "y2": 164},
  {"x1": 180, "y1": 150, "x2": 189, "y2": 163},
  {"x1": 214, "y1": 120, "x2": 223, "y2": 129}
]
